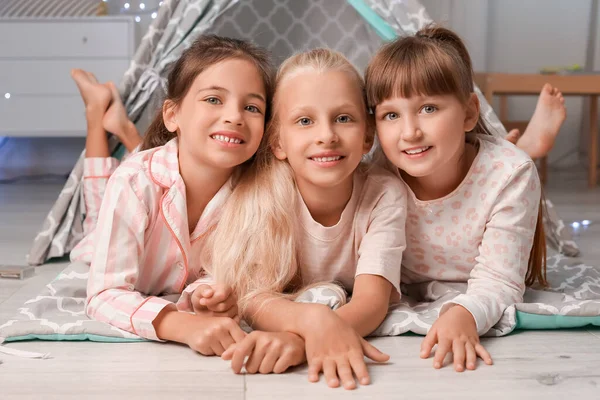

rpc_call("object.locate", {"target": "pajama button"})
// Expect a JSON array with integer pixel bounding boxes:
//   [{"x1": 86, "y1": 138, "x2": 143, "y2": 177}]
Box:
[{"x1": 177, "y1": 262, "x2": 184, "y2": 270}]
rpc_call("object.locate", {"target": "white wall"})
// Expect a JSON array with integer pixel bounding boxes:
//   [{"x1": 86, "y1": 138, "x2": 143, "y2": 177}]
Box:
[
  {"x1": 425, "y1": 0, "x2": 597, "y2": 168},
  {"x1": 487, "y1": 0, "x2": 593, "y2": 167}
]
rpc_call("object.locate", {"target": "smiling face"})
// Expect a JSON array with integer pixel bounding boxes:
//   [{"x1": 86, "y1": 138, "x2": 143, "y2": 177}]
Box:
[
  {"x1": 374, "y1": 93, "x2": 478, "y2": 181},
  {"x1": 272, "y1": 68, "x2": 372, "y2": 193},
  {"x1": 163, "y1": 57, "x2": 268, "y2": 170}
]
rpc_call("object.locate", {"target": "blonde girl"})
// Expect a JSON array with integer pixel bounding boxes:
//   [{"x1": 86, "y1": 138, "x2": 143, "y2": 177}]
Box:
[{"x1": 206, "y1": 49, "x2": 408, "y2": 389}]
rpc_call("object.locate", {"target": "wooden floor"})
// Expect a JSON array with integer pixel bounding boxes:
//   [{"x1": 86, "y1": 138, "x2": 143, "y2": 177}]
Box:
[{"x1": 0, "y1": 171, "x2": 599, "y2": 399}]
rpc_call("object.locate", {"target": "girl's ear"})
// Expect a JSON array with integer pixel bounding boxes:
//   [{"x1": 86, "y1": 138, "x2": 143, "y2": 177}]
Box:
[
  {"x1": 271, "y1": 137, "x2": 288, "y2": 161},
  {"x1": 162, "y1": 100, "x2": 179, "y2": 133},
  {"x1": 464, "y1": 93, "x2": 480, "y2": 132}
]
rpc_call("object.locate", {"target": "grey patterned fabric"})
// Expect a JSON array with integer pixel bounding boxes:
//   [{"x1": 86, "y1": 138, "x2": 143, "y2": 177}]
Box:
[
  {"x1": 1, "y1": 248, "x2": 598, "y2": 343},
  {"x1": 302, "y1": 249, "x2": 600, "y2": 337},
  {"x1": 28, "y1": 0, "x2": 239, "y2": 265},
  {"x1": 0, "y1": 261, "x2": 144, "y2": 342},
  {"x1": 209, "y1": 0, "x2": 383, "y2": 71},
  {"x1": 28, "y1": 0, "x2": 578, "y2": 265}
]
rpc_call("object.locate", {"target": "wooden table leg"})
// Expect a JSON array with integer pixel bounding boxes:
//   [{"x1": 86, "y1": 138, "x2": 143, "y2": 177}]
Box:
[{"x1": 590, "y1": 95, "x2": 598, "y2": 188}]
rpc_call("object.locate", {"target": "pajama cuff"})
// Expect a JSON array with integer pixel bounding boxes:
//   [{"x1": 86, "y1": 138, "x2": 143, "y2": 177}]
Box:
[
  {"x1": 83, "y1": 157, "x2": 120, "y2": 179},
  {"x1": 130, "y1": 296, "x2": 174, "y2": 341},
  {"x1": 441, "y1": 294, "x2": 489, "y2": 336}
]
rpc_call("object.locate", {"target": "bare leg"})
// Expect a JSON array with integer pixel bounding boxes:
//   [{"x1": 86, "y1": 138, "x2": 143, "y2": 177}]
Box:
[
  {"x1": 515, "y1": 83, "x2": 567, "y2": 159},
  {"x1": 103, "y1": 82, "x2": 142, "y2": 153},
  {"x1": 71, "y1": 69, "x2": 112, "y2": 158}
]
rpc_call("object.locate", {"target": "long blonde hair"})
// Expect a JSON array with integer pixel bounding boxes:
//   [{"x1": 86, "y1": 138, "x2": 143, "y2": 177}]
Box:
[
  {"x1": 365, "y1": 26, "x2": 546, "y2": 287},
  {"x1": 203, "y1": 49, "x2": 371, "y2": 312}
]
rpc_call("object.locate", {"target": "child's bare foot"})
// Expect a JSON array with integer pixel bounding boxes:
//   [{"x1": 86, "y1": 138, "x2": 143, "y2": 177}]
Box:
[
  {"x1": 71, "y1": 69, "x2": 111, "y2": 114},
  {"x1": 103, "y1": 82, "x2": 142, "y2": 152},
  {"x1": 505, "y1": 129, "x2": 521, "y2": 145},
  {"x1": 516, "y1": 83, "x2": 566, "y2": 159}
]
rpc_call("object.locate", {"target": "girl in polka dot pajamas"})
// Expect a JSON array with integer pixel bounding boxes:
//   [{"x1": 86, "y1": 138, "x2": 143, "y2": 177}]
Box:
[{"x1": 365, "y1": 26, "x2": 547, "y2": 372}]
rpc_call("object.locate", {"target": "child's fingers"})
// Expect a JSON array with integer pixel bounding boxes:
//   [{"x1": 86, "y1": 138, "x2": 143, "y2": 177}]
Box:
[
  {"x1": 219, "y1": 333, "x2": 236, "y2": 355},
  {"x1": 221, "y1": 344, "x2": 236, "y2": 361},
  {"x1": 191, "y1": 285, "x2": 214, "y2": 309},
  {"x1": 211, "y1": 306, "x2": 238, "y2": 319},
  {"x1": 230, "y1": 337, "x2": 255, "y2": 374},
  {"x1": 420, "y1": 330, "x2": 437, "y2": 359},
  {"x1": 452, "y1": 341, "x2": 466, "y2": 372},
  {"x1": 207, "y1": 285, "x2": 233, "y2": 305},
  {"x1": 323, "y1": 359, "x2": 340, "y2": 388},
  {"x1": 245, "y1": 342, "x2": 267, "y2": 374},
  {"x1": 258, "y1": 347, "x2": 281, "y2": 374},
  {"x1": 465, "y1": 342, "x2": 477, "y2": 370},
  {"x1": 197, "y1": 284, "x2": 214, "y2": 298},
  {"x1": 361, "y1": 339, "x2": 389, "y2": 363},
  {"x1": 226, "y1": 320, "x2": 247, "y2": 343},
  {"x1": 349, "y1": 352, "x2": 370, "y2": 386},
  {"x1": 336, "y1": 361, "x2": 356, "y2": 390},
  {"x1": 205, "y1": 295, "x2": 237, "y2": 312},
  {"x1": 210, "y1": 341, "x2": 226, "y2": 357},
  {"x1": 307, "y1": 358, "x2": 322, "y2": 383},
  {"x1": 273, "y1": 350, "x2": 296, "y2": 374},
  {"x1": 475, "y1": 343, "x2": 493, "y2": 365},
  {"x1": 433, "y1": 339, "x2": 451, "y2": 369}
]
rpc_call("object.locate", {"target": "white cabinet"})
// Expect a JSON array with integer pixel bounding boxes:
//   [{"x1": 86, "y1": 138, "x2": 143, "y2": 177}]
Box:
[{"x1": 0, "y1": 17, "x2": 135, "y2": 137}]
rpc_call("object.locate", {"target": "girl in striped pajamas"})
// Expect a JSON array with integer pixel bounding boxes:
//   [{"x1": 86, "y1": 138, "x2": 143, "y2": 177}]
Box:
[{"x1": 68, "y1": 35, "x2": 274, "y2": 356}]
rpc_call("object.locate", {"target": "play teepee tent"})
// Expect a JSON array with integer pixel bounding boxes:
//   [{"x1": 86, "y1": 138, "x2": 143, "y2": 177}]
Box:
[{"x1": 27, "y1": 0, "x2": 579, "y2": 265}]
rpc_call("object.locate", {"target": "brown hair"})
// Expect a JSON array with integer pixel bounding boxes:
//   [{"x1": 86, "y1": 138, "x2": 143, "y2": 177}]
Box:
[
  {"x1": 140, "y1": 34, "x2": 274, "y2": 151},
  {"x1": 365, "y1": 26, "x2": 547, "y2": 287}
]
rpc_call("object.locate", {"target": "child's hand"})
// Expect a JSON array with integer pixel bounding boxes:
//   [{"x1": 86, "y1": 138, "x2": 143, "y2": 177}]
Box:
[
  {"x1": 221, "y1": 331, "x2": 306, "y2": 374},
  {"x1": 191, "y1": 284, "x2": 238, "y2": 319},
  {"x1": 420, "y1": 305, "x2": 493, "y2": 372},
  {"x1": 302, "y1": 306, "x2": 389, "y2": 390},
  {"x1": 186, "y1": 315, "x2": 246, "y2": 356}
]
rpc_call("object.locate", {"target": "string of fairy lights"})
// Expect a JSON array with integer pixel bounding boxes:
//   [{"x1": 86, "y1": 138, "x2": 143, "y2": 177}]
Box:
[{"x1": 101, "y1": 0, "x2": 164, "y2": 23}]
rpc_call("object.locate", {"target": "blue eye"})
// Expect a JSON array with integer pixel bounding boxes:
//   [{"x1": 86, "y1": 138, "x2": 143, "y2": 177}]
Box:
[
  {"x1": 421, "y1": 105, "x2": 437, "y2": 114},
  {"x1": 246, "y1": 105, "x2": 260, "y2": 113},
  {"x1": 205, "y1": 97, "x2": 222, "y2": 105},
  {"x1": 384, "y1": 112, "x2": 398, "y2": 121},
  {"x1": 336, "y1": 115, "x2": 352, "y2": 123},
  {"x1": 298, "y1": 117, "x2": 313, "y2": 126}
]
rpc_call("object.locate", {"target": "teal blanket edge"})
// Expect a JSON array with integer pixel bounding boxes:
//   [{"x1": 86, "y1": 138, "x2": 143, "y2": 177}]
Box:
[
  {"x1": 515, "y1": 311, "x2": 600, "y2": 330},
  {"x1": 3, "y1": 334, "x2": 146, "y2": 343}
]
